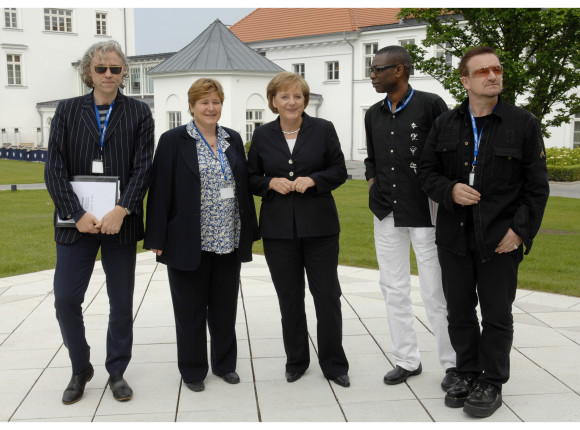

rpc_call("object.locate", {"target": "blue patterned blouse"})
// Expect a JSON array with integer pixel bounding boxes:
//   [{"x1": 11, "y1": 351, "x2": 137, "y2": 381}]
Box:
[{"x1": 186, "y1": 120, "x2": 240, "y2": 254}]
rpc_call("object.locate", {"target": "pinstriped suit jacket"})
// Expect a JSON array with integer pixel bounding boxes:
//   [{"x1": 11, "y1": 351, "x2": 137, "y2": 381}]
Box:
[{"x1": 44, "y1": 91, "x2": 154, "y2": 245}]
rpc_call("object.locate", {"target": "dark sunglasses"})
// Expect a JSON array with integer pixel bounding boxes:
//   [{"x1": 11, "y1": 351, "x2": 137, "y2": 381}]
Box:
[
  {"x1": 94, "y1": 66, "x2": 123, "y2": 75},
  {"x1": 471, "y1": 65, "x2": 503, "y2": 78},
  {"x1": 369, "y1": 64, "x2": 400, "y2": 75}
]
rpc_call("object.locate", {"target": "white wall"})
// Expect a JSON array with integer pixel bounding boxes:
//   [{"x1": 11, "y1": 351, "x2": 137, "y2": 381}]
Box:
[
  {"x1": 151, "y1": 72, "x2": 278, "y2": 146},
  {"x1": 249, "y1": 25, "x2": 577, "y2": 158},
  {"x1": 0, "y1": 8, "x2": 134, "y2": 147}
]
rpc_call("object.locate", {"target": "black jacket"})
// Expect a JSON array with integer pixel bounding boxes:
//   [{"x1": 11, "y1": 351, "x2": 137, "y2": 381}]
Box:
[
  {"x1": 419, "y1": 97, "x2": 549, "y2": 262},
  {"x1": 364, "y1": 86, "x2": 448, "y2": 226},
  {"x1": 45, "y1": 91, "x2": 154, "y2": 245},
  {"x1": 247, "y1": 112, "x2": 347, "y2": 239},
  {"x1": 144, "y1": 125, "x2": 259, "y2": 271}
]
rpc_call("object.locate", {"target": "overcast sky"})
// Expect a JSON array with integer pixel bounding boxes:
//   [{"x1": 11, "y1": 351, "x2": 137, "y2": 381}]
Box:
[{"x1": 134, "y1": 8, "x2": 255, "y2": 55}]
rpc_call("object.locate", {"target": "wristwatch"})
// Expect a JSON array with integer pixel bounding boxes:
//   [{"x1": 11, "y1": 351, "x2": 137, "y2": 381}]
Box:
[{"x1": 124, "y1": 207, "x2": 131, "y2": 216}]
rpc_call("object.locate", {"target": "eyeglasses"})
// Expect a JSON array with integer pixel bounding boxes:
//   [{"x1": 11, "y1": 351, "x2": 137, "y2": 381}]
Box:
[
  {"x1": 94, "y1": 66, "x2": 123, "y2": 75},
  {"x1": 470, "y1": 65, "x2": 503, "y2": 78},
  {"x1": 369, "y1": 64, "x2": 400, "y2": 75}
]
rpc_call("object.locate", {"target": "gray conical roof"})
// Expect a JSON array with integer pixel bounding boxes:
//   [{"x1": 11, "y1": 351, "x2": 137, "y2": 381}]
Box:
[{"x1": 149, "y1": 19, "x2": 284, "y2": 74}]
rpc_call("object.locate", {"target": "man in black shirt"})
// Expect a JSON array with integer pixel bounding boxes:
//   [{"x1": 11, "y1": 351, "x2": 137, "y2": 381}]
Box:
[
  {"x1": 419, "y1": 46, "x2": 549, "y2": 418},
  {"x1": 364, "y1": 46, "x2": 457, "y2": 390}
]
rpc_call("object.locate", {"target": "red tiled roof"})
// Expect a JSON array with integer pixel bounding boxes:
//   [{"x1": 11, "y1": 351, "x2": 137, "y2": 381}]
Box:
[{"x1": 230, "y1": 8, "x2": 401, "y2": 43}]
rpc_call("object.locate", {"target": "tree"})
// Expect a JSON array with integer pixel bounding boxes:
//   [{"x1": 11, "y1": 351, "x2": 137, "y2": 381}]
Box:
[{"x1": 398, "y1": 8, "x2": 580, "y2": 137}]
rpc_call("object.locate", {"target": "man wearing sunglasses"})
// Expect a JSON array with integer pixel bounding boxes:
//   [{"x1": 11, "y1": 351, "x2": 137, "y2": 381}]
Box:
[
  {"x1": 419, "y1": 46, "x2": 549, "y2": 418},
  {"x1": 45, "y1": 40, "x2": 154, "y2": 404},
  {"x1": 364, "y1": 45, "x2": 457, "y2": 391}
]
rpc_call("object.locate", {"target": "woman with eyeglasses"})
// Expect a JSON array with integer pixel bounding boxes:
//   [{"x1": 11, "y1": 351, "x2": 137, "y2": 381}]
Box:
[
  {"x1": 144, "y1": 78, "x2": 259, "y2": 393},
  {"x1": 247, "y1": 71, "x2": 350, "y2": 388}
]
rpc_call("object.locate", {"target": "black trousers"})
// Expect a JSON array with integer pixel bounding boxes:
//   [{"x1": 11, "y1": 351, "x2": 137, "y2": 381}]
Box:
[
  {"x1": 167, "y1": 250, "x2": 241, "y2": 383},
  {"x1": 263, "y1": 234, "x2": 349, "y2": 378},
  {"x1": 438, "y1": 245, "x2": 522, "y2": 389},
  {"x1": 54, "y1": 235, "x2": 136, "y2": 376}
]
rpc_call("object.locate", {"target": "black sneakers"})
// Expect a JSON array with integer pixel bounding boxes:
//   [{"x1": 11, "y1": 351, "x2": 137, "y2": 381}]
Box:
[{"x1": 463, "y1": 381, "x2": 502, "y2": 418}]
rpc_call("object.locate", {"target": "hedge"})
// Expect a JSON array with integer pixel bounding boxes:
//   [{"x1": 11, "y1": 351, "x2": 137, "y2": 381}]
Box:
[{"x1": 547, "y1": 165, "x2": 580, "y2": 182}]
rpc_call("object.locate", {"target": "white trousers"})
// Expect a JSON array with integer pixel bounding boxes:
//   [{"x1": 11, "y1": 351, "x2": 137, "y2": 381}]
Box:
[{"x1": 374, "y1": 214, "x2": 456, "y2": 371}]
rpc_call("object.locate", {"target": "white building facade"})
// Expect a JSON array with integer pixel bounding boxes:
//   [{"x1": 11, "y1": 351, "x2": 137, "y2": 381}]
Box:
[
  {"x1": 244, "y1": 22, "x2": 579, "y2": 159},
  {"x1": 1, "y1": 7, "x2": 135, "y2": 148}
]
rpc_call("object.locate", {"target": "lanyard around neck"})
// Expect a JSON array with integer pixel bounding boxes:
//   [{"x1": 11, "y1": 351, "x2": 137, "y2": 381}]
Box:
[
  {"x1": 193, "y1": 122, "x2": 228, "y2": 181},
  {"x1": 386, "y1": 88, "x2": 415, "y2": 114},
  {"x1": 467, "y1": 103, "x2": 497, "y2": 170},
  {"x1": 94, "y1": 100, "x2": 115, "y2": 157}
]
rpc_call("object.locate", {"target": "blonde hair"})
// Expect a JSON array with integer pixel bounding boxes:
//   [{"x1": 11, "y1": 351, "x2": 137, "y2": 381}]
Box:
[{"x1": 266, "y1": 71, "x2": 310, "y2": 114}]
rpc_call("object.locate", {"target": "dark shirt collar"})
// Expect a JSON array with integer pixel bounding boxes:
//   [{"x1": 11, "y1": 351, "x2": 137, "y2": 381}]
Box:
[{"x1": 380, "y1": 85, "x2": 414, "y2": 111}]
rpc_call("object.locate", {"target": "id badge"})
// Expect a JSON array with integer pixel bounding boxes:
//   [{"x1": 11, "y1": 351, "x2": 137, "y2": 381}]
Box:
[
  {"x1": 92, "y1": 159, "x2": 104, "y2": 174},
  {"x1": 220, "y1": 187, "x2": 234, "y2": 200},
  {"x1": 469, "y1": 172, "x2": 475, "y2": 186}
]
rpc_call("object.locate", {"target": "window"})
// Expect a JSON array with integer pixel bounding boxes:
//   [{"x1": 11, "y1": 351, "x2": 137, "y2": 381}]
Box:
[
  {"x1": 4, "y1": 8, "x2": 18, "y2": 28},
  {"x1": 245, "y1": 110, "x2": 264, "y2": 142},
  {"x1": 129, "y1": 66, "x2": 141, "y2": 95},
  {"x1": 435, "y1": 43, "x2": 452, "y2": 67},
  {"x1": 6, "y1": 54, "x2": 22, "y2": 85},
  {"x1": 44, "y1": 9, "x2": 72, "y2": 33},
  {"x1": 144, "y1": 65, "x2": 155, "y2": 94},
  {"x1": 326, "y1": 61, "x2": 339, "y2": 81},
  {"x1": 168, "y1": 112, "x2": 182, "y2": 129},
  {"x1": 398, "y1": 39, "x2": 415, "y2": 76},
  {"x1": 96, "y1": 12, "x2": 107, "y2": 35},
  {"x1": 364, "y1": 43, "x2": 378, "y2": 78},
  {"x1": 293, "y1": 63, "x2": 305, "y2": 78},
  {"x1": 574, "y1": 114, "x2": 580, "y2": 149}
]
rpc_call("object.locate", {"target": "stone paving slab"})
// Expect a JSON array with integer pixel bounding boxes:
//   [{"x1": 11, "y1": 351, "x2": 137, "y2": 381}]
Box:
[{"x1": 0, "y1": 252, "x2": 579, "y2": 422}]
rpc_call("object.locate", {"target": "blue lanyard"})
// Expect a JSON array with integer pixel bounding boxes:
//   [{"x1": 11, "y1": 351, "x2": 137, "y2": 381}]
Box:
[
  {"x1": 193, "y1": 122, "x2": 228, "y2": 181},
  {"x1": 468, "y1": 104, "x2": 497, "y2": 170},
  {"x1": 94, "y1": 100, "x2": 115, "y2": 158},
  {"x1": 386, "y1": 88, "x2": 415, "y2": 114}
]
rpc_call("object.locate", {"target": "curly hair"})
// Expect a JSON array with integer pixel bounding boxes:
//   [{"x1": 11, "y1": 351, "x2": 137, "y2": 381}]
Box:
[{"x1": 79, "y1": 40, "x2": 129, "y2": 89}]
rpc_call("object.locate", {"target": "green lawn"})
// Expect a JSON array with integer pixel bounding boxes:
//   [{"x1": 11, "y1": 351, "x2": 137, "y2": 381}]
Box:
[
  {"x1": 0, "y1": 159, "x2": 578, "y2": 297},
  {"x1": 0, "y1": 159, "x2": 46, "y2": 184}
]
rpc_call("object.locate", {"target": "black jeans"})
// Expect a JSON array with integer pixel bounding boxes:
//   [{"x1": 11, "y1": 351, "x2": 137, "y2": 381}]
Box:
[
  {"x1": 438, "y1": 245, "x2": 522, "y2": 389},
  {"x1": 167, "y1": 250, "x2": 241, "y2": 383}
]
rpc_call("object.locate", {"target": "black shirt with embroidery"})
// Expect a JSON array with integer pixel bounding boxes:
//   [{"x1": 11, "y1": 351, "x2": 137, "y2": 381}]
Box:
[{"x1": 364, "y1": 86, "x2": 448, "y2": 226}]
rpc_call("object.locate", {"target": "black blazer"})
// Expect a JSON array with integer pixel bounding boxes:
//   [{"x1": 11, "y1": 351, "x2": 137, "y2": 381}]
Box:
[
  {"x1": 247, "y1": 113, "x2": 347, "y2": 239},
  {"x1": 144, "y1": 125, "x2": 259, "y2": 272},
  {"x1": 44, "y1": 91, "x2": 155, "y2": 245}
]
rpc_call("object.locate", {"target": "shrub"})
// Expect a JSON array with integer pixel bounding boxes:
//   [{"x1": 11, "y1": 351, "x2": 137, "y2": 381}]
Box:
[
  {"x1": 245, "y1": 141, "x2": 251, "y2": 155},
  {"x1": 545, "y1": 147, "x2": 580, "y2": 166},
  {"x1": 547, "y1": 165, "x2": 580, "y2": 181}
]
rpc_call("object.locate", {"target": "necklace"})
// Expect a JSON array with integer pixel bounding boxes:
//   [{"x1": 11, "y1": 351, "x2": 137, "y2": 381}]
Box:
[{"x1": 282, "y1": 128, "x2": 300, "y2": 135}]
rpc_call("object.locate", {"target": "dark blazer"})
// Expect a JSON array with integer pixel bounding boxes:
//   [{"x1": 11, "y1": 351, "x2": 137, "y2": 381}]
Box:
[
  {"x1": 143, "y1": 125, "x2": 259, "y2": 272},
  {"x1": 44, "y1": 91, "x2": 155, "y2": 245},
  {"x1": 247, "y1": 112, "x2": 347, "y2": 239}
]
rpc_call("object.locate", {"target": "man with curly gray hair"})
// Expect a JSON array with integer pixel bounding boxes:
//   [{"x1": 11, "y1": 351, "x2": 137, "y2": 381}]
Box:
[{"x1": 45, "y1": 40, "x2": 154, "y2": 405}]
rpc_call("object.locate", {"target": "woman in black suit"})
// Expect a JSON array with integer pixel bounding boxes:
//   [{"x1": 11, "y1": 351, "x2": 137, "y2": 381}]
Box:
[
  {"x1": 247, "y1": 72, "x2": 350, "y2": 387},
  {"x1": 144, "y1": 78, "x2": 259, "y2": 392}
]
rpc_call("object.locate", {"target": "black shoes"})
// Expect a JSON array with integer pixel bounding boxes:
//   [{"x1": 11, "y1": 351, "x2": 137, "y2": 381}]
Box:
[
  {"x1": 445, "y1": 373, "x2": 475, "y2": 408},
  {"x1": 213, "y1": 371, "x2": 240, "y2": 384},
  {"x1": 285, "y1": 371, "x2": 304, "y2": 383},
  {"x1": 463, "y1": 382, "x2": 502, "y2": 418},
  {"x1": 62, "y1": 364, "x2": 94, "y2": 405},
  {"x1": 328, "y1": 374, "x2": 350, "y2": 388},
  {"x1": 108, "y1": 375, "x2": 133, "y2": 402},
  {"x1": 441, "y1": 367, "x2": 461, "y2": 392},
  {"x1": 185, "y1": 381, "x2": 205, "y2": 392},
  {"x1": 383, "y1": 363, "x2": 422, "y2": 385}
]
